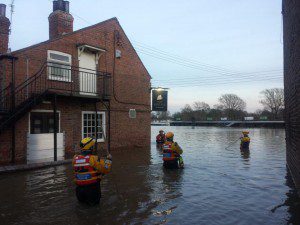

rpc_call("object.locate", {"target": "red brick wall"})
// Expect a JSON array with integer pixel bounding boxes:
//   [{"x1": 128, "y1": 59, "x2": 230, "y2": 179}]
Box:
[
  {"x1": 0, "y1": 18, "x2": 151, "y2": 164},
  {"x1": 283, "y1": 0, "x2": 300, "y2": 191},
  {"x1": 49, "y1": 11, "x2": 74, "y2": 40},
  {"x1": 0, "y1": 15, "x2": 10, "y2": 54}
]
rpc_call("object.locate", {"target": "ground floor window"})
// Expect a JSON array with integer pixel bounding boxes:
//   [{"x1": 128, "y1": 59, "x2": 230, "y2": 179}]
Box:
[
  {"x1": 30, "y1": 112, "x2": 59, "y2": 134},
  {"x1": 82, "y1": 111, "x2": 105, "y2": 142}
]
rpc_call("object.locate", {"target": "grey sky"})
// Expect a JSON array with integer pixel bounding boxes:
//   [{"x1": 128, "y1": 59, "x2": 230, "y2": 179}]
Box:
[{"x1": 2, "y1": 0, "x2": 283, "y2": 113}]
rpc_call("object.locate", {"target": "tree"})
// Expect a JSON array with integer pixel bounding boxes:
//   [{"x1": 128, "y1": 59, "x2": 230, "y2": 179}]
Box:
[
  {"x1": 181, "y1": 104, "x2": 194, "y2": 121},
  {"x1": 193, "y1": 101, "x2": 210, "y2": 112},
  {"x1": 155, "y1": 111, "x2": 171, "y2": 121},
  {"x1": 260, "y1": 88, "x2": 284, "y2": 120},
  {"x1": 172, "y1": 112, "x2": 182, "y2": 121},
  {"x1": 218, "y1": 94, "x2": 246, "y2": 111},
  {"x1": 151, "y1": 112, "x2": 157, "y2": 121},
  {"x1": 193, "y1": 101, "x2": 210, "y2": 120},
  {"x1": 218, "y1": 94, "x2": 246, "y2": 120},
  {"x1": 207, "y1": 108, "x2": 223, "y2": 120}
]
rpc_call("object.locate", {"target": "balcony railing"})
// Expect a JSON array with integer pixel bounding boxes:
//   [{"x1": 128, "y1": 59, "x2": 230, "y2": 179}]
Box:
[{"x1": 0, "y1": 63, "x2": 111, "y2": 112}]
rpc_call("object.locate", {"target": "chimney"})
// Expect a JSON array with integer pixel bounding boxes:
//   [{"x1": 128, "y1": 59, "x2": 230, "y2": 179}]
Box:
[
  {"x1": 0, "y1": 4, "x2": 10, "y2": 54},
  {"x1": 49, "y1": 0, "x2": 73, "y2": 39}
]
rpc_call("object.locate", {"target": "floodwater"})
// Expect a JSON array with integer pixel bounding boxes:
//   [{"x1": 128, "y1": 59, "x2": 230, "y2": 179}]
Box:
[{"x1": 0, "y1": 126, "x2": 299, "y2": 225}]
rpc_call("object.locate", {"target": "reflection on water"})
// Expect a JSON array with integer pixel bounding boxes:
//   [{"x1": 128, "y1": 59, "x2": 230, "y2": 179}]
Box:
[
  {"x1": 0, "y1": 127, "x2": 299, "y2": 225},
  {"x1": 240, "y1": 149, "x2": 250, "y2": 161},
  {"x1": 284, "y1": 172, "x2": 300, "y2": 224}
]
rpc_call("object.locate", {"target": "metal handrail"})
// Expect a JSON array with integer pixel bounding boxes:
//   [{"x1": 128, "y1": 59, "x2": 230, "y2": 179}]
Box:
[{"x1": 0, "y1": 62, "x2": 111, "y2": 112}]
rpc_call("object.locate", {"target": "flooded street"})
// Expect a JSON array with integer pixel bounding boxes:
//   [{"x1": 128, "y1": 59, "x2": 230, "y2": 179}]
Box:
[{"x1": 0, "y1": 126, "x2": 299, "y2": 225}]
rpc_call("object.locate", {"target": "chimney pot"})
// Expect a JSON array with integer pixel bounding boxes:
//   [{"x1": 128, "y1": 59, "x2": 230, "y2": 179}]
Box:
[
  {"x1": 64, "y1": 1, "x2": 70, "y2": 13},
  {"x1": 52, "y1": 0, "x2": 69, "y2": 13},
  {"x1": 0, "y1": 4, "x2": 6, "y2": 17}
]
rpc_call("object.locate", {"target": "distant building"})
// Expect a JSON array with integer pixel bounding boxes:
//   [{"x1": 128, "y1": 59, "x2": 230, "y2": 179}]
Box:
[
  {"x1": 0, "y1": 1, "x2": 151, "y2": 164},
  {"x1": 283, "y1": 0, "x2": 300, "y2": 192}
]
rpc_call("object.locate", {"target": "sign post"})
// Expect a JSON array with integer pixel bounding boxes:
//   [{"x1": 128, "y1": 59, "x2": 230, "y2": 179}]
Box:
[{"x1": 152, "y1": 88, "x2": 168, "y2": 112}]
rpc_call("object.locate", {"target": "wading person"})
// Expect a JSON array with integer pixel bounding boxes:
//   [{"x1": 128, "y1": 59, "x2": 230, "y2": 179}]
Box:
[
  {"x1": 156, "y1": 130, "x2": 166, "y2": 144},
  {"x1": 240, "y1": 131, "x2": 250, "y2": 151},
  {"x1": 72, "y1": 137, "x2": 112, "y2": 205},
  {"x1": 162, "y1": 132, "x2": 184, "y2": 169}
]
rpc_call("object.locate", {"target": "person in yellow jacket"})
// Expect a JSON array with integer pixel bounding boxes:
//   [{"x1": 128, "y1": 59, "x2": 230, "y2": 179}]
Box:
[
  {"x1": 240, "y1": 131, "x2": 250, "y2": 151},
  {"x1": 72, "y1": 137, "x2": 112, "y2": 205},
  {"x1": 162, "y1": 132, "x2": 184, "y2": 168}
]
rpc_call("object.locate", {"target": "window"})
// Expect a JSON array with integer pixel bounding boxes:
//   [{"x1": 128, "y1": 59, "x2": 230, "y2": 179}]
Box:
[
  {"x1": 47, "y1": 50, "x2": 72, "y2": 82},
  {"x1": 30, "y1": 112, "x2": 59, "y2": 134},
  {"x1": 82, "y1": 111, "x2": 105, "y2": 142}
]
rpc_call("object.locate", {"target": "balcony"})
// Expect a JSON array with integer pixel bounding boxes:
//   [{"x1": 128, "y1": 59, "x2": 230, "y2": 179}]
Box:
[
  {"x1": 0, "y1": 63, "x2": 111, "y2": 113},
  {"x1": 46, "y1": 63, "x2": 111, "y2": 99}
]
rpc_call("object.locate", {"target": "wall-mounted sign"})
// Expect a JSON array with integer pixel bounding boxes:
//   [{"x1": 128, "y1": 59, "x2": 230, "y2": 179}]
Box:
[
  {"x1": 129, "y1": 109, "x2": 136, "y2": 119},
  {"x1": 152, "y1": 90, "x2": 168, "y2": 111}
]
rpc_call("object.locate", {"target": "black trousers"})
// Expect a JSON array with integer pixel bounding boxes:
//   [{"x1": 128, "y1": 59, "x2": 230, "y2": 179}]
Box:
[
  {"x1": 163, "y1": 160, "x2": 179, "y2": 169},
  {"x1": 76, "y1": 181, "x2": 101, "y2": 205}
]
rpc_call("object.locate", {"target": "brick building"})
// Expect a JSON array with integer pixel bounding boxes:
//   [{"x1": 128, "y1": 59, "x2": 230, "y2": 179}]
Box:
[
  {"x1": 283, "y1": 0, "x2": 300, "y2": 192},
  {"x1": 0, "y1": 1, "x2": 151, "y2": 164}
]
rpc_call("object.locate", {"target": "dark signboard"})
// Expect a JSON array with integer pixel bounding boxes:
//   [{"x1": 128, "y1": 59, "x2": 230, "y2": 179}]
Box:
[{"x1": 152, "y1": 90, "x2": 168, "y2": 111}]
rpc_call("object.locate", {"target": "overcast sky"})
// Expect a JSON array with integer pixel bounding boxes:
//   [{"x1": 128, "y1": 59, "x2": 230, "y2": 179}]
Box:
[{"x1": 2, "y1": 0, "x2": 283, "y2": 113}]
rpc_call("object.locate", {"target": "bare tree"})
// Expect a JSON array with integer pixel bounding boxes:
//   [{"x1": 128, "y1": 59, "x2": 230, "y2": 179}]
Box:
[
  {"x1": 193, "y1": 101, "x2": 210, "y2": 112},
  {"x1": 218, "y1": 94, "x2": 246, "y2": 111},
  {"x1": 181, "y1": 104, "x2": 194, "y2": 121},
  {"x1": 181, "y1": 104, "x2": 193, "y2": 113},
  {"x1": 155, "y1": 111, "x2": 171, "y2": 121},
  {"x1": 260, "y1": 88, "x2": 284, "y2": 119},
  {"x1": 192, "y1": 101, "x2": 210, "y2": 120}
]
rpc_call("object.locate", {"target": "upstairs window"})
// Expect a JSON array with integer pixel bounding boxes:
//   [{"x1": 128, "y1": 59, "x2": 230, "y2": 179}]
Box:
[{"x1": 47, "y1": 50, "x2": 72, "y2": 82}]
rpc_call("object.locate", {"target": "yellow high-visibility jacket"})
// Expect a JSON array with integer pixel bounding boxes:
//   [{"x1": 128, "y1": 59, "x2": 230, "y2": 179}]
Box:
[
  {"x1": 73, "y1": 154, "x2": 112, "y2": 174},
  {"x1": 164, "y1": 141, "x2": 183, "y2": 155}
]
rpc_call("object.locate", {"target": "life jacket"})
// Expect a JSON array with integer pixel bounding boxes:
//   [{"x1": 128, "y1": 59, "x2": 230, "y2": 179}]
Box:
[
  {"x1": 241, "y1": 137, "x2": 250, "y2": 149},
  {"x1": 156, "y1": 134, "x2": 165, "y2": 143},
  {"x1": 162, "y1": 142, "x2": 179, "y2": 161},
  {"x1": 73, "y1": 154, "x2": 100, "y2": 186}
]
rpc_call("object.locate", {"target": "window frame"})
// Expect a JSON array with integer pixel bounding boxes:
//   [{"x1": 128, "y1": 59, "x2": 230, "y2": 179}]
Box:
[
  {"x1": 82, "y1": 111, "x2": 106, "y2": 142},
  {"x1": 29, "y1": 110, "x2": 61, "y2": 134},
  {"x1": 47, "y1": 50, "x2": 72, "y2": 82}
]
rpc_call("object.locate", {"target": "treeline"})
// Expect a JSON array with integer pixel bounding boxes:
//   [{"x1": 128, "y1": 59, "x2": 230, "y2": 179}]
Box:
[{"x1": 152, "y1": 88, "x2": 284, "y2": 121}]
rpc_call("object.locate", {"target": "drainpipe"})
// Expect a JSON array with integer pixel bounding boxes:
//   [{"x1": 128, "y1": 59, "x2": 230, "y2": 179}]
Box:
[
  {"x1": 10, "y1": 57, "x2": 16, "y2": 163},
  {"x1": 108, "y1": 101, "x2": 111, "y2": 153},
  {"x1": 94, "y1": 101, "x2": 98, "y2": 153},
  {"x1": 53, "y1": 94, "x2": 57, "y2": 161},
  {"x1": 26, "y1": 58, "x2": 29, "y2": 98}
]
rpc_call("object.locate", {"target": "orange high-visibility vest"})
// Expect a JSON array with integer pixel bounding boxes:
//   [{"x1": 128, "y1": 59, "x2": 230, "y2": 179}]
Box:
[
  {"x1": 73, "y1": 155, "x2": 100, "y2": 186},
  {"x1": 162, "y1": 143, "x2": 179, "y2": 161}
]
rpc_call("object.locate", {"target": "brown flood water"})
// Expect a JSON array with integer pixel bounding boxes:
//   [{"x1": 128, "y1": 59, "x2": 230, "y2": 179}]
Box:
[{"x1": 0, "y1": 126, "x2": 299, "y2": 225}]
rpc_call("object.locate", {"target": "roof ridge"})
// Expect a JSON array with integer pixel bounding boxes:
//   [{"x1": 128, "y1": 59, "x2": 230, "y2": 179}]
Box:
[{"x1": 11, "y1": 17, "x2": 118, "y2": 54}]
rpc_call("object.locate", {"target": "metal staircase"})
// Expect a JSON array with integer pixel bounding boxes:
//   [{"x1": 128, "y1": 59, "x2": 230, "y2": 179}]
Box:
[{"x1": 0, "y1": 63, "x2": 111, "y2": 133}]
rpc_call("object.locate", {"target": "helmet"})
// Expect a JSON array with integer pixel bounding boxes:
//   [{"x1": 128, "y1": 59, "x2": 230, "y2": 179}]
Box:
[
  {"x1": 242, "y1": 131, "x2": 249, "y2": 135},
  {"x1": 80, "y1": 137, "x2": 96, "y2": 151},
  {"x1": 165, "y1": 132, "x2": 174, "y2": 139},
  {"x1": 159, "y1": 130, "x2": 164, "y2": 133}
]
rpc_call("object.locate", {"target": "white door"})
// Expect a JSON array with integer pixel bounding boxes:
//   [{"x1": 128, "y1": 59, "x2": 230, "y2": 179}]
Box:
[
  {"x1": 79, "y1": 51, "x2": 97, "y2": 95},
  {"x1": 27, "y1": 111, "x2": 65, "y2": 163},
  {"x1": 27, "y1": 133, "x2": 65, "y2": 164}
]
